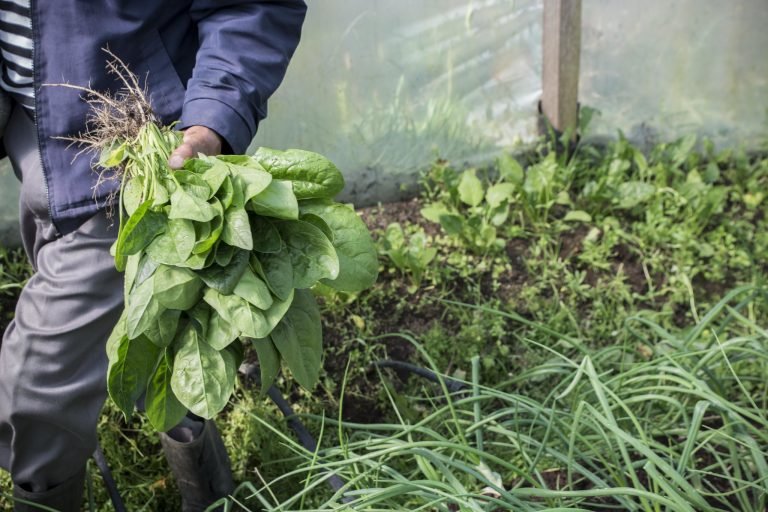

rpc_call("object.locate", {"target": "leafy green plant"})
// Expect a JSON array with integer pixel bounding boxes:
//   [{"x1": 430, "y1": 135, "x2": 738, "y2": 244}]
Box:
[
  {"x1": 420, "y1": 157, "x2": 524, "y2": 253},
  {"x1": 73, "y1": 58, "x2": 378, "y2": 431},
  {"x1": 377, "y1": 222, "x2": 436, "y2": 292},
  {"x1": 105, "y1": 142, "x2": 378, "y2": 431},
  {"x1": 238, "y1": 288, "x2": 768, "y2": 512}
]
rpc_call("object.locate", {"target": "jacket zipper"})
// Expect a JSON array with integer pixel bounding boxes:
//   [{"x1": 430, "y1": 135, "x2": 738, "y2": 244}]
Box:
[{"x1": 28, "y1": 0, "x2": 59, "y2": 237}]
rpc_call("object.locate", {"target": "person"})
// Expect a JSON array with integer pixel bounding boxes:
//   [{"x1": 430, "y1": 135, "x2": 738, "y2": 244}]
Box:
[{"x1": 0, "y1": 1, "x2": 307, "y2": 511}]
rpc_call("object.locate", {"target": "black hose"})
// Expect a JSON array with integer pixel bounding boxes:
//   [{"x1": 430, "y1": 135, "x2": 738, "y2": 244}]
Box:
[
  {"x1": 373, "y1": 359, "x2": 469, "y2": 393},
  {"x1": 238, "y1": 358, "x2": 466, "y2": 506},
  {"x1": 93, "y1": 444, "x2": 127, "y2": 512},
  {"x1": 238, "y1": 363, "x2": 352, "y2": 503}
]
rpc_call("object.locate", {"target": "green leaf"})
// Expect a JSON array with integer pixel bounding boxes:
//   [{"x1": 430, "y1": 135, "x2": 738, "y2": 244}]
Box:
[
  {"x1": 231, "y1": 303, "x2": 270, "y2": 339},
  {"x1": 181, "y1": 157, "x2": 213, "y2": 175},
  {"x1": 563, "y1": 210, "x2": 593, "y2": 223},
  {"x1": 123, "y1": 254, "x2": 141, "y2": 301},
  {"x1": 145, "y1": 218, "x2": 196, "y2": 265},
  {"x1": 438, "y1": 213, "x2": 464, "y2": 236},
  {"x1": 203, "y1": 288, "x2": 270, "y2": 339},
  {"x1": 217, "y1": 175, "x2": 235, "y2": 211},
  {"x1": 153, "y1": 265, "x2": 204, "y2": 310},
  {"x1": 169, "y1": 186, "x2": 217, "y2": 222},
  {"x1": 300, "y1": 213, "x2": 334, "y2": 243},
  {"x1": 420, "y1": 203, "x2": 450, "y2": 224},
  {"x1": 221, "y1": 206, "x2": 253, "y2": 250},
  {"x1": 145, "y1": 351, "x2": 187, "y2": 432},
  {"x1": 486, "y1": 183, "x2": 516, "y2": 209},
  {"x1": 182, "y1": 249, "x2": 215, "y2": 270},
  {"x1": 186, "y1": 301, "x2": 211, "y2": 340},
  {"x1": 220, "y1": 344, "x2": 240, "y2": 393},
  {"x1": 490, "y1": 204, "x2": 510, "y2": 227},
  {"x1": 262, "y1": 288, "x2": 294, "y2": 333},
  {"x1": 274, "y1": 220, "x2": 339, "y2": 289},
  {"x1": 253, "y1": 147, "x2": 344, "y2": 199},
  {"x1": 524, "y1": 159, "x2": 557, "y2": 197},
  {"x1": 300, "y1": 200, "x2": 377, "y2": 292},
  {"x1": 199, "y1": 158, "x2": 230, "y2": 198},
  {"x1": 153, "y1": 182, "x2": 169, "y2": 207},
  {"x1": 135, "y1": 254, "x2": 160, "y2": 288},
  {"x1": 226, "y1": 161, "x2": 273, "y2": 201},
  {"x1": 115, "y1": 200, "x2": 166, "y2": 270},
  {"x1": 107, "y1": 334, "x2": 162, "y2": 418},
  {"x1": 101, "y1": 141, "x2": 127, "y2": 168},
  {"x1": 143, "y1": 308, "x2": 182, "y2": 348},
  {"x1": 123, "y1": 177, "x2": 144, "y2": 216},
  {"x1": 106, "y1": 312, "x2": 127, "y2": 362},
  {"x1": 206, "y1": 310, "x2": 240, "y2": 350},
  {"x1": 248, "y1": 180, "x2": 299, "y2": 220},
  {"x1": 196, "y1": 249, "x2": 250, "y2": 295},
  {"x1": 250, "y1": 217, "x2": 283, "y2": 254},
  {"x1": 616, "y1": 181, "x2": 656, "y2": 209},
  {"x1": 498, "y1": 154, "x2": 524, "y2": 185},
  {"x1": 170, "y1": 323, "x2": 231, "y2": 418},
  {"x1": 126, "y1": 277, "x2": 165, "y2": 340},
  {"x1": 253, "y1": 253, "x2": 293, "y2": 301},
  {"x1": 251, "y1": 337, "x2": 280, "y2": 392},
  {"x1": 233, "y1": 267, "x2": 273, "y2": 310},
  {"x1": 272, "y1": 290, "x2": 322, "y2": 389},
  {"x1": 215, "y1": 243, "x2": 235, "y2": 267},
  {"x1": 458, "y1": 169, "x2": 484, "y2": 207},
  {"x1": 192, "y1": 201, "x2": 224, "y2": 255},
  {"x1": 173, "y1": 171, "x2": 210, "y2": 199}
]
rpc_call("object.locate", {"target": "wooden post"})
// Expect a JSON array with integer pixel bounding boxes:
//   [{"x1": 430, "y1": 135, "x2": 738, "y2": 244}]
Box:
[{"x1": 541, "y1": 0, "x2": 582, "y2": 138}]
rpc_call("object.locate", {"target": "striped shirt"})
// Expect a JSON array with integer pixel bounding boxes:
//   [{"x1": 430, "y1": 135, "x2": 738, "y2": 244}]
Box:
[{"x1": 0, "y1": 0, "x2": 33, "y2": 111}]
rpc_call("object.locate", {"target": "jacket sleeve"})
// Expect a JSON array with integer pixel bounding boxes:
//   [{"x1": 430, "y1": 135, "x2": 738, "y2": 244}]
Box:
[{"x1": 177, "y1": 0, "x2": 307, "y2": 154}]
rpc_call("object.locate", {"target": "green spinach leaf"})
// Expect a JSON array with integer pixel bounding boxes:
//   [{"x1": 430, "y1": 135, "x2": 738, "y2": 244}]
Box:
[
  {"x1": 253, "y1": 148, "x2": 344, "y2": 199},
  {"x1": 254, "y1": 251, "x2": 293, "y2": 301},
  {"x1": 145, "y1": 218, "x2": 196, "y2": 265},
  {"x1": 197, "y1": 249, "x2": 250, "y2": 295},
  {"x1": 126, "y1": 277, "x2": 165, "y2": 340},
  {"x1": 233, "y1": 267, "x2": 273, "y2": 310},
  {"x1": 274, "y1": 220, "x2": 339, "y2": 289},
  {"x1": 250, "y1": 217, "x2": 283, "y2": 254},
  {"x1": 251, "y1": 337, "x2": 280, "y2": 392},
  {"x1": 145, "y1": 351, "x2": 187, "y2": 432},
  {"x1": 248, "y1": 180, "x2": 299, "y2": 220},
  {"x1": 206, "y1": 309, "x2": 240, "y2": 350},
  {"x1": 221, "y1": 205, "x2": 253, "y2": 250},
  {"x1": 271, "y1": 290, "x2": 322, "y2": 390},
  {"x1": 153, "y1": 265, "x2": 203, "y2": 310},
  {"x1": 108, "y1": 334, "x2": 162, "y2": 418},
  {"x1": 171, "y1": 323, "x2": 231, "y2": 418},
  {"x1": 143, "y1": 308, "x2": 182, "y2": 348},
  {"x1": 300, "y1": 200, "x2": 377, "y2": 292}
]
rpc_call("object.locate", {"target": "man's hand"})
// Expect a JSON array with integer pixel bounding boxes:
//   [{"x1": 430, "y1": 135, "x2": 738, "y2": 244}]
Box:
[{"x1": 168, "y1": 125, "x2": 223, "y2": 169}]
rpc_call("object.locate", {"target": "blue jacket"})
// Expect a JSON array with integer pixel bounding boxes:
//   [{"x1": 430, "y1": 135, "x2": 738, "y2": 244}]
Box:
[{"x1": 25, "y1": 0, "x2": 306, "y2": 235}]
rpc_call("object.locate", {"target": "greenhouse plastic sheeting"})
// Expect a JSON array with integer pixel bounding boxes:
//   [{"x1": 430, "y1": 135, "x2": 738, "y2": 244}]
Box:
[
  {"x1": 581, "y1": 0, "x2": 768, "y2": 149},
  {"x1": 252, "y1": 0, "x2": 544, "y2": 205},
  {"x1": 2, "y1": 1, "x2": 767, "y2": 246}
]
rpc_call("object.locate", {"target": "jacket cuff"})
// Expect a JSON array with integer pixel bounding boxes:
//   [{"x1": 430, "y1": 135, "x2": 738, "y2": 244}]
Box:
[{"x1": 177, "y1": 97, "x2": 255, "y2": 155}]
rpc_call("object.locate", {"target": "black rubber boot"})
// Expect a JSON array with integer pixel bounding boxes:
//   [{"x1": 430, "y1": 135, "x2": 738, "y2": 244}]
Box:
[
  {"x1": 12, "y1": 468, "x2": 86, "y2": 512},
  {"x1": 160, "y1": 419, "x2": 236, "y2": 512}
]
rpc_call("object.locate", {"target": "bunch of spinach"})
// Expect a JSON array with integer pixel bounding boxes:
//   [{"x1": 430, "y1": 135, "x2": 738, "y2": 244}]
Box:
[{"x1": 104, "y1": 124, "x2": 377, "y2": 431}]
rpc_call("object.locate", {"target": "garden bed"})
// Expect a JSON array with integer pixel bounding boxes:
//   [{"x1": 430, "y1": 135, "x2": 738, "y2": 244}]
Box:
[{"x1": 1, "y1": 135, "x2": 767, "y2": 511}]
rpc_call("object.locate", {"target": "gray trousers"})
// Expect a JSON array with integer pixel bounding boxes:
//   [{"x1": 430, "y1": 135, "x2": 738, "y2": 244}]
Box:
[{"x1": 0, "y1": 105, "x2": 124, "y2": 490}]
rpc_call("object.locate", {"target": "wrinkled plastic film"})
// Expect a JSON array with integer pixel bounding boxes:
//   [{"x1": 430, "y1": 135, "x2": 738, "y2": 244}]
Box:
[
  {"x1": 580, "y1": 0, "x2": 768, "y2": 148},
  {"x1": 252, "y1": 0, "x2": 544, "y2": 205}
]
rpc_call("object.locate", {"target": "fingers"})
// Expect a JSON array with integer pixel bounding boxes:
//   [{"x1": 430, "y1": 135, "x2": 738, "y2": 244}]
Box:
[
  {"x1": 168, "y1": 126, "x2": 224, "y2": 170},
  {"x1": 168, "y1": 142, "x2": 194, "y2": 169}
]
